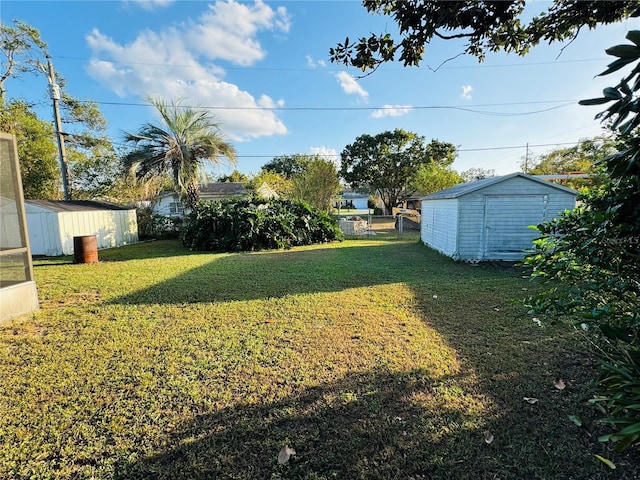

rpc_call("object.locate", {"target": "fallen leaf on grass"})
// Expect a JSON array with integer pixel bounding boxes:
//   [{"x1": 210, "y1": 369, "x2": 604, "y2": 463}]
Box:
[
  {"x1": 483, "y1": 430, "x2": 494, "y2": 444},
  {"x1": 594, "y1": 454, "x2": 616, "y2": 469},
  {"x1": 554, "y1": 378, "x2": 566, "y2": 390},
  {"x1": 523, "y1": 397, "x2": 538, "y2": 404},
  {"x1": 278, "y1": 445, "x2": 296, "y2": 464},
  {"x1": 264, "y1": 318, "x2": 276, "y2": 323}
]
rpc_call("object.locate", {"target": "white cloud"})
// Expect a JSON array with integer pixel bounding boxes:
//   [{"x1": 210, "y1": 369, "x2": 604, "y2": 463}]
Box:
[
  {"x1": 186, "y1": 0, "x2": 291, "y2": 66},
  {"x1": 461, "y1": 85, "x2": 473, "y2": 100},
  {"x1": 306, "y1": 55, "x2": 326, "y2": 68},
  {"x1": 310, "y1": 146, "x2": 337, "y2": 160},
  {"x1": 85, "y1": 1, "x2": 290, "y2": 141},
  {"x1": 122, "y1": 0, "x2": 174, "y2": 11},
  {"x1": 335, "y1": 71, "x2": 368, "y2": 100},
  {"x1": 370, "y1": 105, "x2": 413, "y2": 119},
  {"x1": 310, "y1": 146, "x2": 340, "y2": 168}
]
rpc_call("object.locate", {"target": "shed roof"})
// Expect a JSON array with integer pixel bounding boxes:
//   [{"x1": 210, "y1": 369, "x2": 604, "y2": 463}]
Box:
[
  {"x1": 25, "y1": 199, "x2": 133, "y2": 212},
  {"x1": 420, "y1": 172, "x2": 577, "y2": 200}
]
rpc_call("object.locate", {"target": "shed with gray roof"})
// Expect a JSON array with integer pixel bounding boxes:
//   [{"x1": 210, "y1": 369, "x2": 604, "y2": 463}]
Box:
[
  {"x1": 420, "y1": 172, "x2": 577, "y2": 261},
  {"x1": 25, "y1": 200, "x2": 138, "y2": 256}
]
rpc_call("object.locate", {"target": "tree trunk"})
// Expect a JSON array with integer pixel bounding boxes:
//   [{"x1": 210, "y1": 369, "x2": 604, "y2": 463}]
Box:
[{"x1": 184, "y1": 181, "x2": 200, "y2": 211}]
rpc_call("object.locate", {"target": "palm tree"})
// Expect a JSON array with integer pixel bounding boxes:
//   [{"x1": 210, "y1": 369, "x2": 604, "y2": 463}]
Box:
[{"x1": 123, "y1": 97, "x2": 237, "y2": 210}]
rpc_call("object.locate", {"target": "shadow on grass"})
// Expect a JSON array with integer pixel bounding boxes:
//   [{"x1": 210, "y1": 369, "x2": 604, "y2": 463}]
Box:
[
  {"x1": 26, "y1": 238, "x2": 640, "y2": 479},
  {"x1": 32, "y1": 260, "x2": 73, "y2": 267},
  {"x1": 112, "y1": 359, "x2": 640, "y2": 480},
  {"x1": 112, "y1": 368, "x2": 494, "y2": 480},
  {"x1": 32, "y1": 241, "x2": 189, "y2": 267},
  {"x1": 107, "y1": 239, "x2": 510, "y2": 305},
  {"x1": 99, "y1": 240, "x2": 640, "y2": 478},
  {"x1": 96, "y1": 239, "x2": 194, "y2": 262}
]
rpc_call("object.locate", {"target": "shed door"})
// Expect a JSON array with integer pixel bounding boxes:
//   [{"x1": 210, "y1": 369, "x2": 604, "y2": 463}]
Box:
[{"x1": 483, "y1": 194, "x2": 547, "y2": 259}]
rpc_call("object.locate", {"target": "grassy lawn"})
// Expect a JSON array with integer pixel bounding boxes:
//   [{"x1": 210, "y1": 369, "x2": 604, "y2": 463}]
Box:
[{"x1": 1, "y1": 236, "x2": 639, "y2": 479}]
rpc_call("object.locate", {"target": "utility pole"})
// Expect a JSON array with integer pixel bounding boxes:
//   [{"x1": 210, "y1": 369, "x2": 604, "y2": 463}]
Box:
[
  {"x1": 45, "y1": 55, "x2": 70, "y2": 200},
  {"x1": 524, "y1": 143, "x2": 529, "y2": 172}
]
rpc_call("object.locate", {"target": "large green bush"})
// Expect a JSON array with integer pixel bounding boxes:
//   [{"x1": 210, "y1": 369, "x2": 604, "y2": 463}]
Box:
[
  {"x1": 523, "y1": 31, "x2": 640, "y2": 451},
  {"x1": 181, "y1": 197, "x2": 342, "y2": 252}
]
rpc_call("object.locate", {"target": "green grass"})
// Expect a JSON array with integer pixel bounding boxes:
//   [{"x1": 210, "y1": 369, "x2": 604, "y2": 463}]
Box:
[{"x1": 1, "y1": 237, "x2": 639, "y2": 479}]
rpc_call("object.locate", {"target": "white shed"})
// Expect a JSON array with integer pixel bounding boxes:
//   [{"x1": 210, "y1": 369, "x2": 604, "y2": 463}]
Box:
[
  {"x1": 420, "y1": 173, "x2": 577, "y2": 261},
  {"x1": 25, "y1": 200, "x2": 139, "y2": 256}
]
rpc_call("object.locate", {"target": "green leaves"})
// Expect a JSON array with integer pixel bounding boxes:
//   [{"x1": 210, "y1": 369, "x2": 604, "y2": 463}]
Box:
[
  {"x1": 568, "y1": 414, "x2": 582, "y2": 427},
  {"x1": 340, "y1": 129, "x2": 457, "y2": 214},
  {"x1": 124, "y1": 97, "x2": 237, "y2": 209},
  {"x1": 603, "y1": 87, "x2": 623, "y2": 100},
  {"x1": 522, "y1": 168, "x2": 640, "y2": 451},
  {"x1": 597, "y1": 56, "x2": 638, "y2": 77},
  {"x1": 181, "y1": 197, "x2": 342, "y2": 252},
  {"x1": 580, "y1": 30, "x2": 640, "y2": 181},
  {"x1": 329, "y1": 1, "x2": 637, "y2": 72},
  {"x1": 578, "y1": 97, "x2": 611, "y2": 106},
  {"x1": 605, "y1": 44, "x2": 640, "y2": 59}
]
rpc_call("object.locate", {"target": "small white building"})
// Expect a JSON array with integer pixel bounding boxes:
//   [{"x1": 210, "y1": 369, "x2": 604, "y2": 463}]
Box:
[
  {"x1": 334, "y1": 188, "x2": 370, "y2": 210},
  {"x1": 25, "y1": 200, "x2": 139, "y2": 256},
  {"x1": 420, "y1": 172, "x2": 577, "y2": 261}
]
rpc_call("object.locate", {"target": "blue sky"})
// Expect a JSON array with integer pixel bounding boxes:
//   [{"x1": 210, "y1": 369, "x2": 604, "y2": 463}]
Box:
[{"x1": 2, "y1": 0, "x2": 639, "y2": 178}]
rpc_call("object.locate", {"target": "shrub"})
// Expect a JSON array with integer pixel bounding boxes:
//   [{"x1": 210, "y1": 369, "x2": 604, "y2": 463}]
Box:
[
  {"x1": 522, "y1": 30, "x2": 640, "y2": 451},
  {"x1": 136, "y1": 206, "x2": 155, "y2": 239},
  {"x1": 523, "y1": 182, "x2": 640, "y2": 450},
  {"x1": 181, "y1": 197, "x2": 343, "y2": 252},
  {"x1": 137, "y1": 206, "x2": 183, "y2": 240}
]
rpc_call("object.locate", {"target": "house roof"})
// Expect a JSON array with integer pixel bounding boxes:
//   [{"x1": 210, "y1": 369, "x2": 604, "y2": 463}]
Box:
[
  {"x1": 338, "y1": 187, "x2": 369, "y2": 199},
  {"x1": 420, "y1": 172, "x2": 578, "y2": 201},
  {"x1": 25, "y1": 199, "x2": 133, "y2": 212},
  {"x1": 341, "y1": 192, "x2": 369, "y2": 200},
  {"x1": 156, "y1": 182, "x2": 249, "y2": 200},
  {"x1": 200, "y1": 182, "x2": 247, "y2": 196}
]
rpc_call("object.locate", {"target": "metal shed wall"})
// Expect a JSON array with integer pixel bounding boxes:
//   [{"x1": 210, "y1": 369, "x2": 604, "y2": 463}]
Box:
[
  {"x1": 25, "y1": 208, "x2": 61, "y2": 257},
  {"x1": 456, "y1": 176, "x2": 575, "y2": 261},
  {"x1": 421, "y1": 174, "x2": 576, "y2": 261},
  {"x1": 420, "y1": 198, "x2": 458, "y2": 257},
  {"x1": 456, "y1": 177, "x2": 575, "y2": 260},
  {"x1": 25, "y1": 203, "x2": 138, "y2": 256}
]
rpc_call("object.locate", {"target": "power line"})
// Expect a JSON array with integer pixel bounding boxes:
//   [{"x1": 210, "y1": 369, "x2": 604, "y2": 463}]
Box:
[
  {"x1": 82, "y1": 98, "x2": 579, "y2": 116},
  {"x1": 55, "y1": 54, "x2": 610, "y2": 71},
  {"x1": 430, "y1": 58, "x2": 608, "y2": 70},
  {"x1": 20, "y1": 130, "x2": 592, "y2": 163},
  {"x1": 231, "y1": 141, "x2": 585, "y2": 159},
  {"x1": 459, "y1": 141, "x2": 581, "y2": 152}
]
